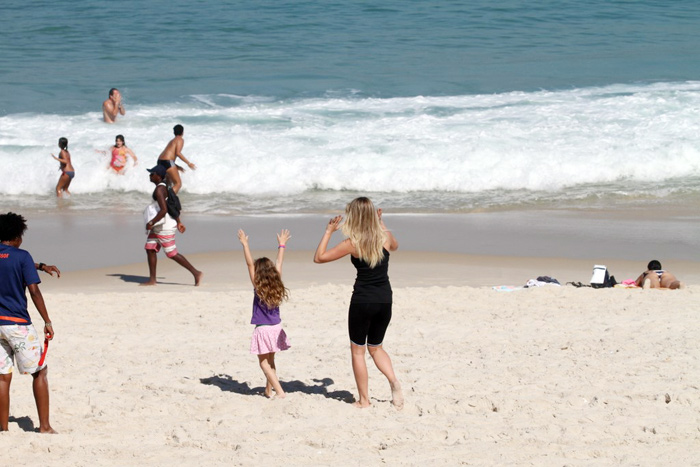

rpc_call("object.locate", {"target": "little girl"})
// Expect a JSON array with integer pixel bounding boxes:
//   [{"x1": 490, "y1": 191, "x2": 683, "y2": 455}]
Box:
[{"x1": 238, "y1": 228, "x2": 292, "y2": 399}]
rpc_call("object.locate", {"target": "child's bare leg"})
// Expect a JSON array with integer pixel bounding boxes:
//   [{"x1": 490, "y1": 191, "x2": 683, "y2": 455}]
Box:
[
  {"x1": 257, "y1": 353, "x2": 285, "y2": 398},
  {"x1": 55, "y1": 175, "x2": 66, "y2": 198},
  {"x1": 261, "y1": 353, "x2": 273, "y2": 398},
  {"x1": 0, "y1": 373, "x2": 11, "y2": 431},
  {"x1": 350, "y1": 343, "x2": 370, "y2": 408},
  {"x1": 140, "y1": 250, "x2": 158, "y2": 286},
  {"x1": 63, "y1": 177, "x2": 72, "y2": 195},
  {"x1": 368, "y1": 345, "x2": 403, "y2": 410},
  {"x1": 32, "y1": 367, "x2": 56, "y2": 434}
]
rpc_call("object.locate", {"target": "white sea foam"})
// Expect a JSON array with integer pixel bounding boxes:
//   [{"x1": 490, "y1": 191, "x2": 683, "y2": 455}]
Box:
[{"x1": 2, "y1": 82, "x2": 700, "y2": 213}]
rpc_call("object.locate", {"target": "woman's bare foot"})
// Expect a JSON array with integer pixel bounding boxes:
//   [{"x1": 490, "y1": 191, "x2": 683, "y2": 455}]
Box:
[
  {"x1": 643, "y1": 278, "x2": 651, "y2": 290},
  {"x1": 390, "y1": 380, "x2": 404, "y2": 410},
  {"x1": 39, "y1": 426, "x2": 58, "y2": 434},
  {"x1": 139, "y1": 280, "x2": 157, "y2": 286},
  {"x1": 194, "y1": 271, "x2": 203, "y2": 286}
]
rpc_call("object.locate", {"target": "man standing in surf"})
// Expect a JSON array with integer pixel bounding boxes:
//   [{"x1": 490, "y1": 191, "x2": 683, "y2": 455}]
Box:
[
  {"x1": 156, "y1": 124, "x2": 196, "y2": 194},
  {"x1": 102, "y1": 88, "x2": 125, "y2": 123}
]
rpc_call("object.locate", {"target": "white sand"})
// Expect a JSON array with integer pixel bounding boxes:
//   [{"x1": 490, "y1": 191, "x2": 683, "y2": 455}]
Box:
[{"x1": 3, "y1": 252, "x2": 700, "y2": 465}]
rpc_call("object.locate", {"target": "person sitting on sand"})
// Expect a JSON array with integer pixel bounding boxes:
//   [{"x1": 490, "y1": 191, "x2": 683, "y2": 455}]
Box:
[
  {"x1": 106, "y1": 135, "x2": 138, "y2": 173},
  {"x1": 102, "y1": 88, "x2": 125, "y2": 123},
  {"x1": 0, "y1": 212, "x2": 56, "y2": 434},
  {"x1": 156, "y1": 124, "x2": 196, "y2": 194},
  {"x1": 313, "y1": 197, "x2": 404, "y2": 410},
  {"x1": 51, "y1": 137, "x2": 74, "y2": 198},
  {"x1": 141, "y1": 165, "x2": 202, "y2": 287},
  {"x1": 635, "y1": 260, "x2": 684, "y2": 289},
  {"x1": 238, "y1": 228, "x2": 292, "y2": 399}
]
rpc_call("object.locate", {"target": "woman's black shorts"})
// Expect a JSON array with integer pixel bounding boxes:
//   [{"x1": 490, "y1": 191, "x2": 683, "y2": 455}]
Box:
[{"x1": 348, "y1": 302, "x2": 392, "y2": 346}]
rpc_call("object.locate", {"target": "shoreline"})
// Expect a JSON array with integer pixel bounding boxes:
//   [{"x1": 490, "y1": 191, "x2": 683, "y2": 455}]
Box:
[
  {"x1": 38, "y1": 249, "x2": 700, "y2": 294},
  {"x1": 19, "y1": 208, "x2": 700, "y2": 276}
]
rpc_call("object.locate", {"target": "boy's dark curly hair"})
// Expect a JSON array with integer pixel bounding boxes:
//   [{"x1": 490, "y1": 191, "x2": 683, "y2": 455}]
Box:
[{"x1": 0, "y1": 212, "x2": 28, "y2": 242}]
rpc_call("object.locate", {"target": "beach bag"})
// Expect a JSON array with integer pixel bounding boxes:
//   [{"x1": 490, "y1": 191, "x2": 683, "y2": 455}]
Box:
[
  {"x1": 166, "y1": 186, "x2": 181, "y2": 220},
  {"x1": 590, "y1": 265, "x2": 617, "y2": 288}
]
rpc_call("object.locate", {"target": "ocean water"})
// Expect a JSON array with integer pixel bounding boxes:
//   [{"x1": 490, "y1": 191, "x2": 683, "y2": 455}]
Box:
[{"x1": 2, "y1": 0, "x2": 700, "y2": 214}]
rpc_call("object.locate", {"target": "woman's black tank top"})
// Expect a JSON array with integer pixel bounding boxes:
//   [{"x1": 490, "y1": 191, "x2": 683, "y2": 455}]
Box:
[{"x1": 350, "y1": 248, "x2": 392, "y2": 304}]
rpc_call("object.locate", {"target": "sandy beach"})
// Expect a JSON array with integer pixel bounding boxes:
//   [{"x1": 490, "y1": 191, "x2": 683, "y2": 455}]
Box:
[
  {"x1": 2, "y1": 210, "x2": 699, "y2": 465},
  {"x1": 5, "y1": 0, "x2": 700, "y2": 463}
]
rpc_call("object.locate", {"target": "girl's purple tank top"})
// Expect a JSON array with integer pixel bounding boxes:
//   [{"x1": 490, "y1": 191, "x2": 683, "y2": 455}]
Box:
[{"x1": 251, "y1": 291, "x2": 281, "y2": 326}]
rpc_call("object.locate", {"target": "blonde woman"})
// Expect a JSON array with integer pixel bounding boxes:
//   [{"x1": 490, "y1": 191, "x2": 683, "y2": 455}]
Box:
[{"x1": 314, "y1": 197, "x2": 403, "y2": 409}]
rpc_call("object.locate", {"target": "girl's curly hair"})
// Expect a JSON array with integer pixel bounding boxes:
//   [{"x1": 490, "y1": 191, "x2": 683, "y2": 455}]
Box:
[{"x1": 254, "y1": 257, "x2": 289, "y2": 308}]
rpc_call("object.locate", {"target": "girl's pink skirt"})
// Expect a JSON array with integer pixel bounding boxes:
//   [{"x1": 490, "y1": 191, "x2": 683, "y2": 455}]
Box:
[{"x1": 250, "y1": 323, "x2": 291, "y2": 355}]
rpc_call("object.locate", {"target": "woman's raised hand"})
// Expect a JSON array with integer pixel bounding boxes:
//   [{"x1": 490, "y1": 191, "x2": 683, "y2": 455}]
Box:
[
  {"x1": 377, "y1": 208, "x2": 388, "y2": 229},
  {"x1": 326, "y1": 215, "x2": 343, "y2": 234}
]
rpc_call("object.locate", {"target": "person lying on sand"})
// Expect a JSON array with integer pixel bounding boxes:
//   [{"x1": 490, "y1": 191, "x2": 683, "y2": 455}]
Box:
[{"x1": 635, "y1": 260, "x2": 684, "y2": 289}]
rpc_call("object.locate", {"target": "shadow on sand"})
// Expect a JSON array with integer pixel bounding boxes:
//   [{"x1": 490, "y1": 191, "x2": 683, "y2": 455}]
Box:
[
  {"x1": 8, "y1": 415, "x2": 36, "y2": 432},
  {"x1": 106, "y1": 273, "x2": 186, "y2": 286},
  {"x1": 200, "y1": 374, "x2": 354, "y2": 402}
]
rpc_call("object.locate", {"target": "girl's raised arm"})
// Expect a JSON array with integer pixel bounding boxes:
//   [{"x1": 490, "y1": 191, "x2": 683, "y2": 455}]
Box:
[
  {"x1": 238, "y1": 229, "x2": 256, "y2": 285},
  {"x1": 275, "y1": 229, "x2": 291, "y2": 274}
]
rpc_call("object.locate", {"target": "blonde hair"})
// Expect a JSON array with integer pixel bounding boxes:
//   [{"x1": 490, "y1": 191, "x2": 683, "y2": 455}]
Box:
[
  {"x1": 341, "y1": 197, "x2": 387, "y2": 268},
  {"x1": 254, "y1": 257, "x2": 289, "y2": 308}
]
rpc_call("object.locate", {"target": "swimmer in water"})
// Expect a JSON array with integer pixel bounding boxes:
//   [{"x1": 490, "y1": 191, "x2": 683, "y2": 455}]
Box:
[
  {"x1": 108, "y1": 135, "x2": 138, "y2": 173},
  {"x1": 51, "y1": 137, "x2": 74, "y2": 198}
]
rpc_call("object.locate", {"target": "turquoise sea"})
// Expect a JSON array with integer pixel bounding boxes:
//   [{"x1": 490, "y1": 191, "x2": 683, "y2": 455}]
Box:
[{"x1": 2, "y1": 0, "x2": 700, "y2": 214}]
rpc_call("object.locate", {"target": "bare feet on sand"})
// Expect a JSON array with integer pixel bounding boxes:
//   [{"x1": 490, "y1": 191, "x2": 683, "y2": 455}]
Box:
[
  {"x1": 194, "y1": 271, "x2": 203, "y2": 286},
  {"x1": 264, "y1": 388, "x2": 286, "y2": 399},
  {"x1": 40, "y1": 426, "x2": 58, "y2": 434},
  {"x1": 352, "y1": 401, "x2": 371, "y2": 408},
  {"x1": 139, "y1": 280, "x2": 157, "y2": 287},
  {"x1": 643, "y1": 278, "x2": 651, "y2": 290},
  {"x1": 390, "y1": 380, "x2": 404, "y2": 410}
]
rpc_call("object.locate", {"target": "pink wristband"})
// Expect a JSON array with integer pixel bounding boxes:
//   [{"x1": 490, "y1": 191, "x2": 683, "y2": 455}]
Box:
[{"x1": 278, "y1": 245, "x2": 286, "y2": 249}]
